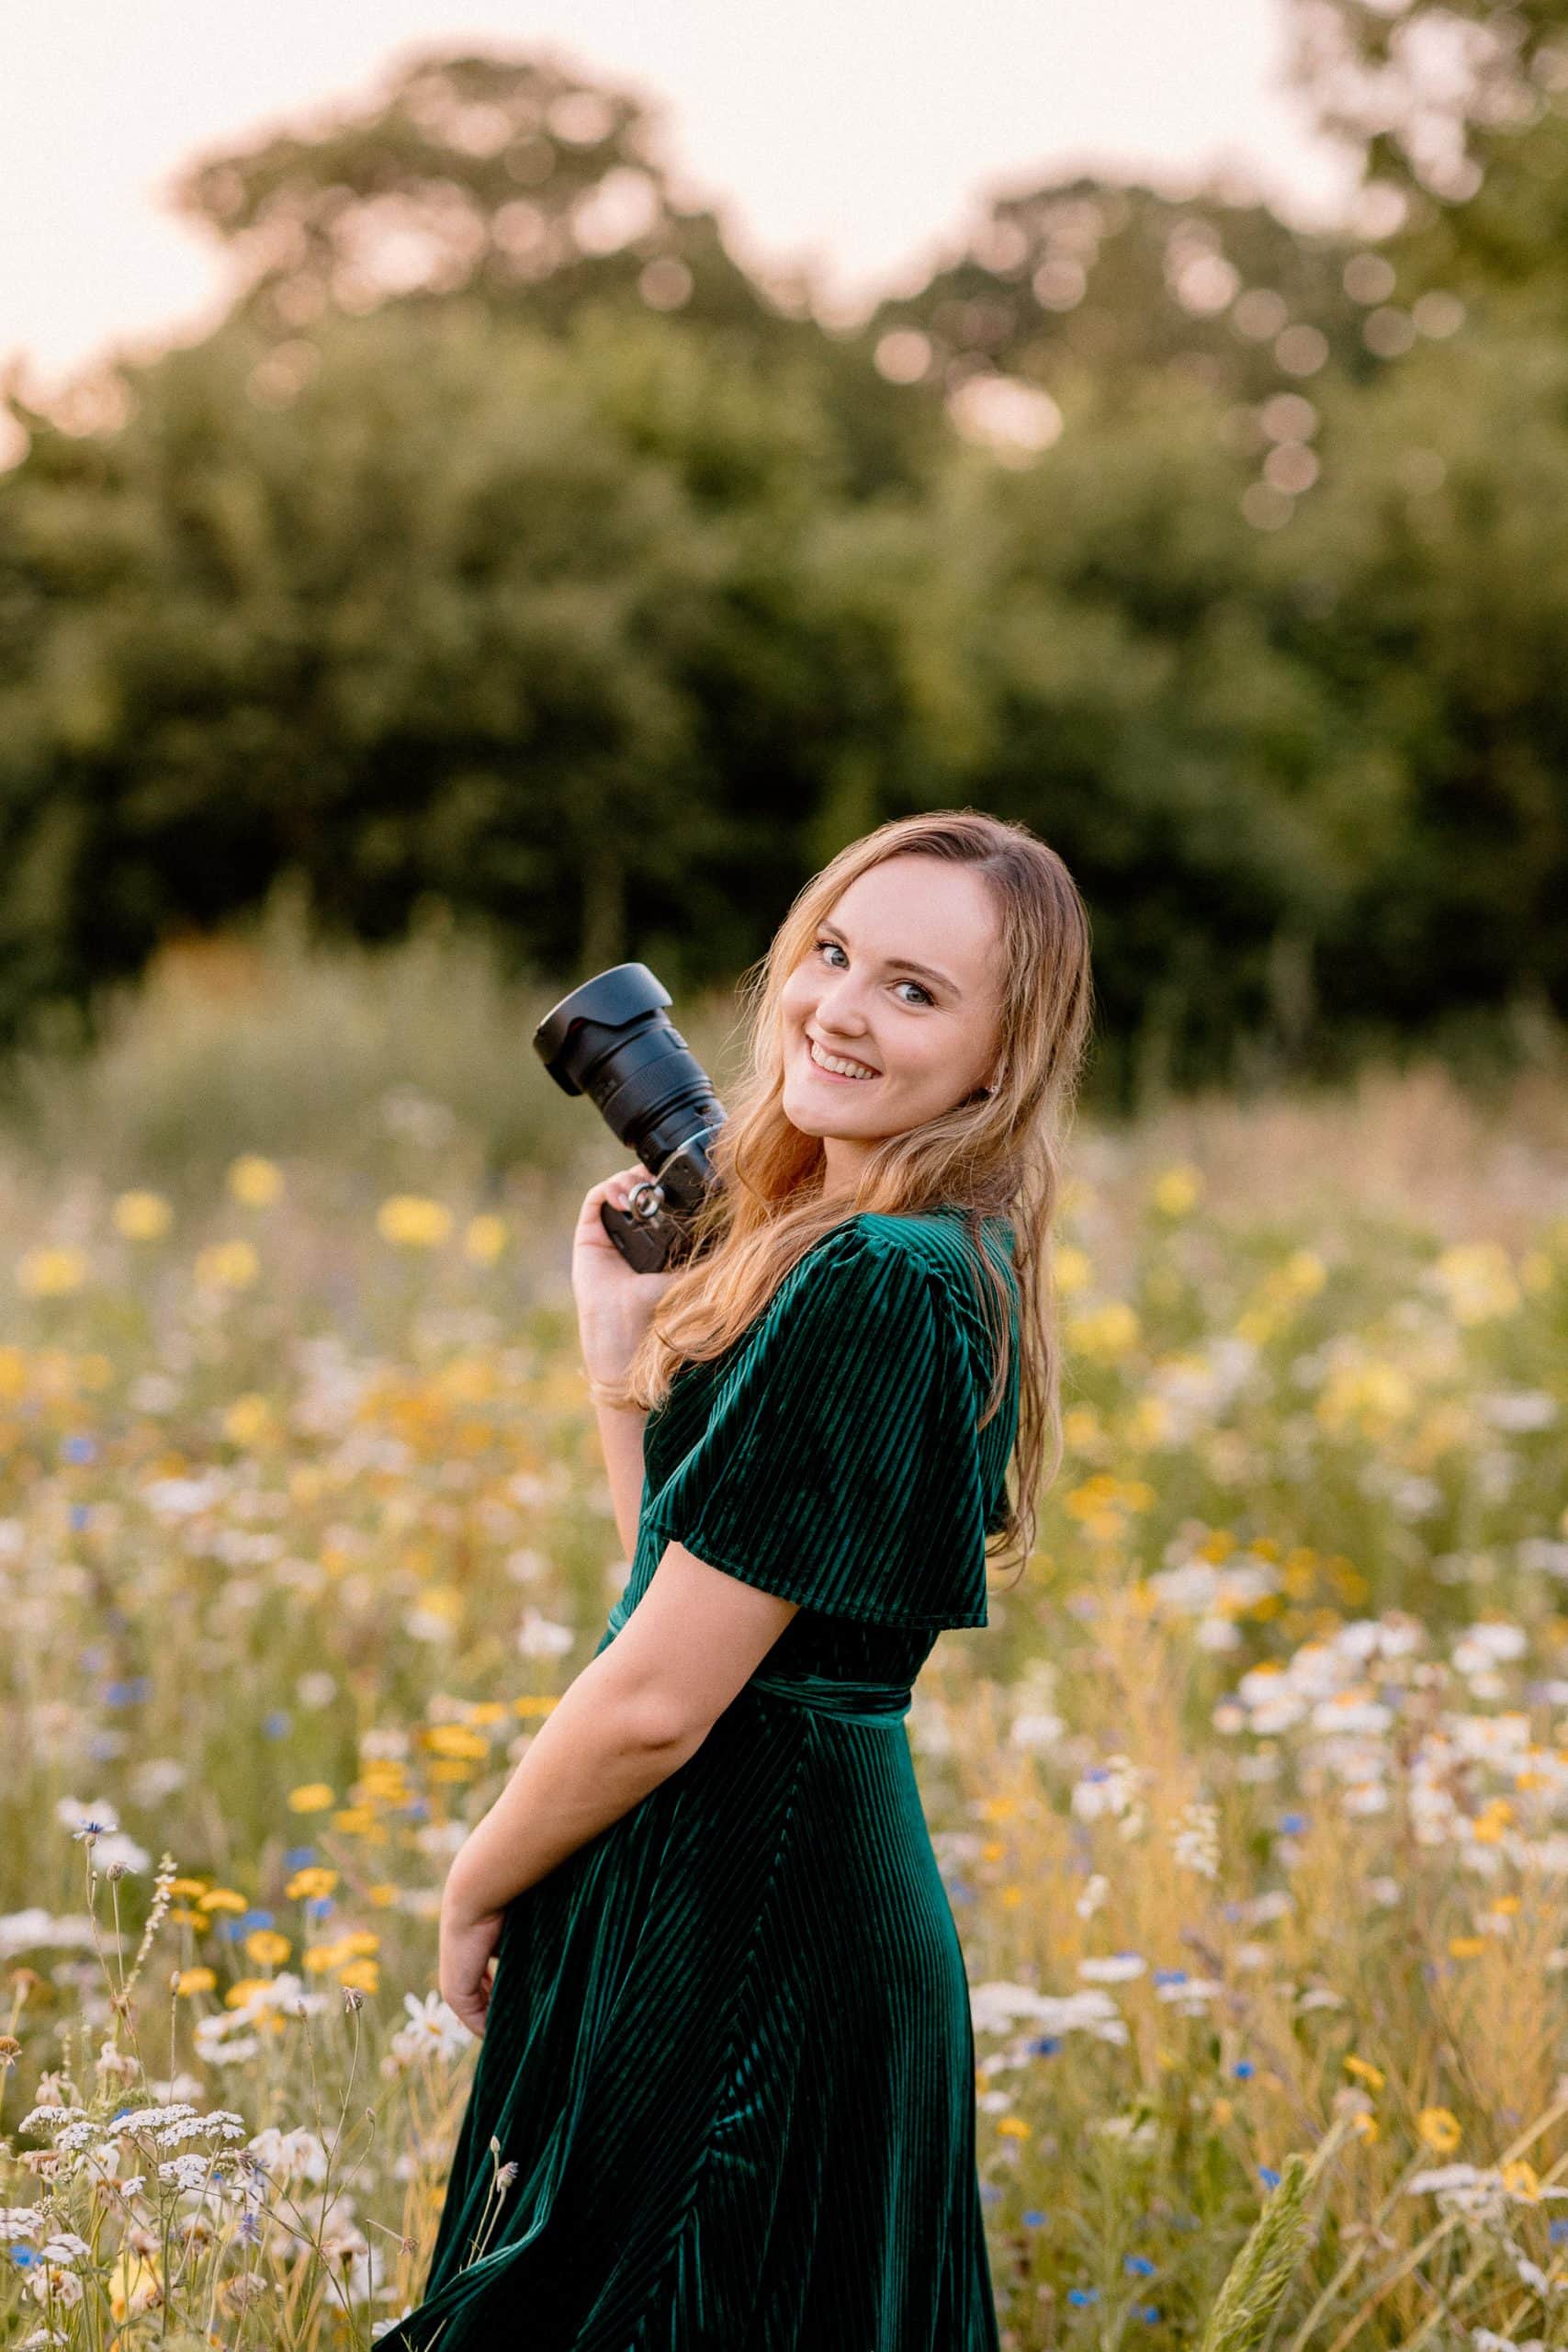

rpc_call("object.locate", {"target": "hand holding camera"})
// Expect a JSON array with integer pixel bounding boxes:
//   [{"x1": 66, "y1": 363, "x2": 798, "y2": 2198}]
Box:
[{"x1": 570, "y1": 1159, "x2": 682, "y2": 1393}]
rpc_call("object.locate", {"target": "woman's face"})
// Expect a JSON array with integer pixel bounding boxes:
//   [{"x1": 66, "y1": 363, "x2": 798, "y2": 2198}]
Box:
[{"x1": 778, "y1": 854, "x2": 1004, "y2": 1187}]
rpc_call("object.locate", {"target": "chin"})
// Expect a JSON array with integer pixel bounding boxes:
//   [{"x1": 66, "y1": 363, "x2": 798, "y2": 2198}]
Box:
[{"x1": 780, "y1": 1094, "x2": 831, "y2": 1139}]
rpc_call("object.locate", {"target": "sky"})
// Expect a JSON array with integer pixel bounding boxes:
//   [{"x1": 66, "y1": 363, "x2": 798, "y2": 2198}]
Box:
[{"x1": 0, "y1": 0, "x2": 1359, "y2": 400}]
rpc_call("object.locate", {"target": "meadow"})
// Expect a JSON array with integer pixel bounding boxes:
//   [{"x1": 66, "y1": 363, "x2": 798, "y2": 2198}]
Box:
[{"x1": 2, "y1": 920, "x2": 1567, "y2": 2349}]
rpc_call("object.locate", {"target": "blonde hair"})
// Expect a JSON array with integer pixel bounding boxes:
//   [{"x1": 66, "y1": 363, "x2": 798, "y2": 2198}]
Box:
[{"x1": 615, "y1": 808, "x2": 1094, "y2": 1585}]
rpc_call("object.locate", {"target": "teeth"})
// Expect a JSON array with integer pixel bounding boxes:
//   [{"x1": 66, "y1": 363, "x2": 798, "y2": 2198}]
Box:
[{"x1": 809, "y1": 1037, "x2": 878, "y2": 1080}]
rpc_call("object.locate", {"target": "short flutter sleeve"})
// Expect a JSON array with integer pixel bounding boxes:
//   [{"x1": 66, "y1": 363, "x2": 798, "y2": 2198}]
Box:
[{"x1": 640, "y1": 1223, "x2": 990, "y2": 1629}]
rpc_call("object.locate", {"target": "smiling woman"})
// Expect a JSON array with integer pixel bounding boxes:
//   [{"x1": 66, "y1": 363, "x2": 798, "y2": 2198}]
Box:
[{"x1": 385, "y1": 810, "x2": 1094, "y2": 2352}]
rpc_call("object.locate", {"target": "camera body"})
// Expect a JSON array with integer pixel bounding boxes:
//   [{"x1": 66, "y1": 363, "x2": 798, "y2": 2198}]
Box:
[{"x1": 532, "y1": 964, "x2": 727, "y2": 1271}]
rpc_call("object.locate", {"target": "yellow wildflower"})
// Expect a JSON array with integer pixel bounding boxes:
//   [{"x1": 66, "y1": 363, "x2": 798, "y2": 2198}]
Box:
[
  {"x1": 195, "y1": 1239, "x2": 260, "y2": 1291},
  {"x1": 338, "y1": 1957, "x2": 379, "y2": 1994},
  {"x1": 1417, "y1": 2108, "x2": 1461, "y2": 2154},
  {"x1": 172, "y1": 1967, "x2": 217, "y2": 1996},
  {"x1": 1503, "y1": 2159, "x2": 1540, "y2": 2201},
  {"x1": 420, "y1": 1724, "x2": 491, "y2": 1760},
  {"x1": 243, "y1": 1929, "x2": 292, "y2": 1969},
  {"x1": 377, "y1": 1194, "x2": 453, "y2": 1248},
  {"x1": 1151, "y1": 1163, "x2": 1202, "y2": 1217},
  {"x1": 227, "y1": 1154, "x2": 284, "y2": 1207},
  {"x1": 1054, "y1": 1244, "x2": 1092, "y2": 1295},
  {"x1": 286, "y1": 1866, "x2": 339, "y2": 1901},
  {"x1": 1344, "y1": 2056, "x2": 1385, "y2": 2090},
  {"x1": 287, "y1": 1783, "x2": 335, "y2": 1814},
  {"x1": 223, "y1": 1392, "x2": 274, "y2": 1447},
  {"x1": 1066, "y1": 1301, "x2": 1141, "y2": 1361},
  {"x1": 17, "y1": 1247, "x2": 88, "y2": 1297},
  {"x1": 304, "y1": 1941, "x2": 353, "y2": 1974},
  {"x1": 112, "y1": 1190, "x2": 173, "y2": 1241},
  {"x1": 197, "y1": 1887, "x2": 248, "y2": 1914}
]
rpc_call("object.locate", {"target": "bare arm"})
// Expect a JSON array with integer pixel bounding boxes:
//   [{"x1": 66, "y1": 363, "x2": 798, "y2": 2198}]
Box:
[
  {"x1": 439, "y1": 1538, "x2": 799, "y2": 2031},
  {"x1": 594, "y1": 1393, "x2": 649, "y2": 1561}
]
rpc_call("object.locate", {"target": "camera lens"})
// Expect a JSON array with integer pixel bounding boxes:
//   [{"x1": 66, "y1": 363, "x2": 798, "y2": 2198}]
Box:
[{"x1": 532, "y1": 964, "x2": 725, "y2": 1209}]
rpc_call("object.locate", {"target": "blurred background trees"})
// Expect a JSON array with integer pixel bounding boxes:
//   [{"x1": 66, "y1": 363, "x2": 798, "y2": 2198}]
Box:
[{"x1": 2, "y1": 21, "x2": 1564, "y2": 1105}]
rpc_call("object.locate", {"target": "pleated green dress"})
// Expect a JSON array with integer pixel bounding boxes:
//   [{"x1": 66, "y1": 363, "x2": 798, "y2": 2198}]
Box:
[{"x1": 381, "y1": 1204, "x2": 1021, "y2": 2351}]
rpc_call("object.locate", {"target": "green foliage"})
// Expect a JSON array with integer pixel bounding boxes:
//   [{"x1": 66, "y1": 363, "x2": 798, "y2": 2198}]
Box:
[{"x1": 3, "y1": 33, "x2": 1568, "y2": 1101}]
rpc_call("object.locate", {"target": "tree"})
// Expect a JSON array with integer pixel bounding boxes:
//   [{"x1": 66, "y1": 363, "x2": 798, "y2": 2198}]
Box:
[
  {"x1": 165, "y1": 44, "x2": 947, "y2": 502},
  {"x1": 1288, "y1": 0, "x2": 1568, "y2": 311}
]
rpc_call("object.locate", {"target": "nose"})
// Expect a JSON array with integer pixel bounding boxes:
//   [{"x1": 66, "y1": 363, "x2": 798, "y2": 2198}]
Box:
[{"x1": 812, "y1": 987, "x2": 874, "y2": 1046}]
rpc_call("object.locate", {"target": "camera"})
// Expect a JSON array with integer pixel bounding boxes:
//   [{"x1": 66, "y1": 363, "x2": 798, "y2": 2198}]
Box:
[{"x1": 532, "y1": 964, "x2": 728, "y2": 1272}]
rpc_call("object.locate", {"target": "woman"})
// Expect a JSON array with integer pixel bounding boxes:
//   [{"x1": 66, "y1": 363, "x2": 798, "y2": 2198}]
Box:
[{"x1": 379, "y1": 809, "x2": 1092, "y2": 2350}]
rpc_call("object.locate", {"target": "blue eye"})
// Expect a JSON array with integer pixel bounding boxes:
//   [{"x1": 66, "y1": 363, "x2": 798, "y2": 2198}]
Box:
[{"x1": 813, "y1": 937, "x2": 933, "y2": 1008}]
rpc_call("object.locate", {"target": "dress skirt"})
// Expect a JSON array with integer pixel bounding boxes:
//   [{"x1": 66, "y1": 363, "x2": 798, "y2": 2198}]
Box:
[{"x1": 378, "y1": 1668, "x2": 1000, "y2": 2351}]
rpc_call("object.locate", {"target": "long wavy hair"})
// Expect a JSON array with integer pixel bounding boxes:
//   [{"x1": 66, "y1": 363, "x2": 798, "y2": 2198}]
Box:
[{"x1": 613, "y1": 809, "x2": 1094, "y2": 1586}]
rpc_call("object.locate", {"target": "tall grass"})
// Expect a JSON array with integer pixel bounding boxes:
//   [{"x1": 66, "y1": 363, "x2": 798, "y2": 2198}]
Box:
[{"x1": 1, "y1": 925, "x2": 1567, "y2": 2346}]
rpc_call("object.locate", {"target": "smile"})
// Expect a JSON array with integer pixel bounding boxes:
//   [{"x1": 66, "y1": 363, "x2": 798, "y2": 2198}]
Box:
[{"x1": 807, "y1": 1036, "x2": 880, "y2": 1080}]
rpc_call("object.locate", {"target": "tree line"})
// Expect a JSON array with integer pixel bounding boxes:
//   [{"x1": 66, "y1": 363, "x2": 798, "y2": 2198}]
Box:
[{"x1": 2, "y1": 21, "x2": 1564, "y2": 1101}]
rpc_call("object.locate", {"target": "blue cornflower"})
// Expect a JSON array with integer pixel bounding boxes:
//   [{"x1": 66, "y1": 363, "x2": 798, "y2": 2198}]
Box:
[
  {"x1": 1234, "y1": 2060, "x2": 1255, "y2": 2079},
  {"x1": 1067, "y1": 2286, "x2": 1100, "y2": 2306},
  {"x1": 69, "y1": 1504, "x2": 91, "y2": 1532},
  {"x1": 1022, "y1": 2208, "x2": 1047, "y2": 2226},
  {"x1": 1124, "y1": 2252, "x2": 1156, "y2": 2277},
  {"x1": 238, "y1": 1909, "x2": 275, "y2": 1933},
  {"x1": 1153, "y1": 1968, "x2": 1188, "y2": 1986},
  {"x1": 263, "y1": 1711, "x2": 291, "y2": 1739},
  {"x1": 62, "y1": 1434, "x2": 96, "y2": 1464},
  {"x1": 1137, "y1": 2305, "x2": 1161, "y2": 2324},
  {"x1": 1279, "y1": 1811, "x2": 1308, "y2": 1835},
  {"x1": 1029, "y1": 2035, "x2": 1062, "y2": 2056},
  {"x1": 285, "y1": 1846, "x2": 316, "y2": 1870},
  {"x1": 1259, "y1": 2165, "x2": 1281, "y2": 2190}
]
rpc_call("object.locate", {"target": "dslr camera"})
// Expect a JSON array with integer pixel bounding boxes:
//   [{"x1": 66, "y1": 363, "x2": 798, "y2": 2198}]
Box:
[{"x1": 533, "y1": 963, "x2": 727, "y2": 1273}]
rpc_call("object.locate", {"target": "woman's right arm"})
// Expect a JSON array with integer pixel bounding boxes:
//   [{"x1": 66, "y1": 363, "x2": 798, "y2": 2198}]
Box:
[{"x1": 571, "y1": 1163, "x2": 677, "y2": 1560}]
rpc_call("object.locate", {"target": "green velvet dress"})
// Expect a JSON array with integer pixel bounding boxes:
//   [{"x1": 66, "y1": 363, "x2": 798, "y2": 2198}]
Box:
[{"x1": 381, "y1": 1204, "x2": 1021, "y2": 2351}]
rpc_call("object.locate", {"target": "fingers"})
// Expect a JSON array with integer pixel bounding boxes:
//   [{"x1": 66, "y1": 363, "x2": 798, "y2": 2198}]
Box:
[{"x1": 592, "y1": 1163, "x2": 653, "y2": 1213}]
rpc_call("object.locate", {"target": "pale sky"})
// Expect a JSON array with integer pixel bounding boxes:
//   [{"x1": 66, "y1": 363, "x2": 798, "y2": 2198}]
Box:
[{"x1": 1, "y1": 0, "x2": 1357, "y2": 400}]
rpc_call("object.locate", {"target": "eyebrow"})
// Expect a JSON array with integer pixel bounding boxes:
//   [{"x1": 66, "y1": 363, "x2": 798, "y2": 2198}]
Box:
[{"x1": 818, "y1": 920, "x2": 961, "y2": 995}]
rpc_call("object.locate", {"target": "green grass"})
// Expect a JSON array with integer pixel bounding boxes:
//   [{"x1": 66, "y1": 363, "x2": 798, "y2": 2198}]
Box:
[{"x1": 2, "y1": 925, "x2": 1567, "y2": 2346}]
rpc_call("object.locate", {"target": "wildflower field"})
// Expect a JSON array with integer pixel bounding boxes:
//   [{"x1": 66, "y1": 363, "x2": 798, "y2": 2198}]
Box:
[{"x1": 2, "y1": 943, "x2": 1567, "y2": 2349}]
